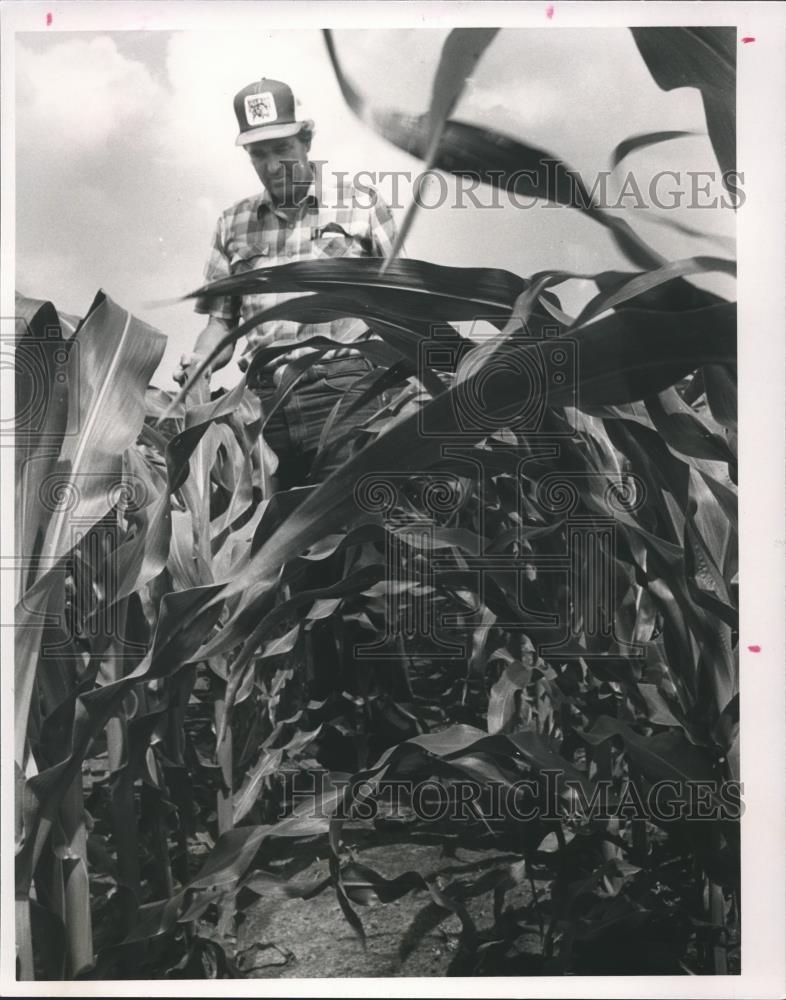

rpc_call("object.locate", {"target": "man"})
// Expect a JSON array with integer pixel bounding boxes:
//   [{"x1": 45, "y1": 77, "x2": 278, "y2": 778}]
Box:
[
  {"x1": 177, "y1": 78, "x2": 408, "y2": 713},
  {"x1": 176, "y1": 77, "x2": 400, "y2": 489}
]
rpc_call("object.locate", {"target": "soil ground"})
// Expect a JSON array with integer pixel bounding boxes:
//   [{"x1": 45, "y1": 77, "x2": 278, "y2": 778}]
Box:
[{"x1": 234, "y1": 827, "x2": 540, "y2": 978}]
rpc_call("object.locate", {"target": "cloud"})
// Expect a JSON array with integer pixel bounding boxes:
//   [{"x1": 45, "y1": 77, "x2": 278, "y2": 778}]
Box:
[
  {"x1": 16, "y1": 36, "x2": 163, "y2": 152},
  {"x1": 14, "y1": 27, "x2": 735, "y2": 391},
  {"x1": 453, "y1": 27, "x2": 707, "y2": 172},
  {"x1": 15, "y1": 30, "x2": 417, "y2": 386}
]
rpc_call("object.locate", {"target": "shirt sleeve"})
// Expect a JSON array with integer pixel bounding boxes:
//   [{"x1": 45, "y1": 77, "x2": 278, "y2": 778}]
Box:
[
  {"x1": 366, "y1": 189, "x2": 401, "y2": 260},
  {"x1": 193, "y1": 214, "x2": 238, "y2": 323}
]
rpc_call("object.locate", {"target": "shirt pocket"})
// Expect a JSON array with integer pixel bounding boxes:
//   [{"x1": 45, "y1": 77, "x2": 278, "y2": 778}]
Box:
[
  {"x1": 229, "y1": 243, "x2": 272, "y2": 274},
  {"x1": 312, "y1": 223, "x2": 368, "y2": 259}
]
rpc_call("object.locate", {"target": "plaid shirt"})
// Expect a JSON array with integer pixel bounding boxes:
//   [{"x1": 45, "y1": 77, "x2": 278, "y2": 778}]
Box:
[{"x1": 194, "y1": 172, "x2": 398, "y2": 364}]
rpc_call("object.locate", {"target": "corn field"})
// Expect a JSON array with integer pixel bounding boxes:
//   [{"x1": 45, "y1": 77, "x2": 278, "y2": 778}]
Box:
[{"x1": 14, "y1": 26, "x2": 740, "y2": 979}]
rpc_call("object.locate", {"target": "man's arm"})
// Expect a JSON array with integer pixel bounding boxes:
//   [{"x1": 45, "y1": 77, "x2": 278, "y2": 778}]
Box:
[
  {"x1": 194, "y1": 316, "x2": 235, "y2": 367},
  {"x1": 175, "y1": 214, "x2": 239, "y2": 383},
  {"x1": 174, "y1": 315, "x2": 236, "y2": 383}
]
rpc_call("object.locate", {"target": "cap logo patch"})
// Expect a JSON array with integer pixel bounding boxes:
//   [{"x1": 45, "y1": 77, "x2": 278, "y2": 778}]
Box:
[{"x1": 244, "y1": 92, "x2": 278, "y2": 126}]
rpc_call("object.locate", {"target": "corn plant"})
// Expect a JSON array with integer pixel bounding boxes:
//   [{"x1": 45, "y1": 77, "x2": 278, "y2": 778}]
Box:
[{"x1": 14, "y1": 26, "x2": 738, "y2": 979}]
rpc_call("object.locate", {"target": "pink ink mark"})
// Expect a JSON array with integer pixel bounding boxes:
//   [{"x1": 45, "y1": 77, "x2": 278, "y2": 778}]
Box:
[
  {"x1": 46, "y1": 12, "x2": 53, "y2": 26},
  {"x1": 741, "y1": 36, "x2": 756, "y2": 44},
  {"x1": 748, "y1": 644, "x2": 762, "y2": 653},
  {"x1": 546, "y1": 5, "x2": 554, "y2": 19}
]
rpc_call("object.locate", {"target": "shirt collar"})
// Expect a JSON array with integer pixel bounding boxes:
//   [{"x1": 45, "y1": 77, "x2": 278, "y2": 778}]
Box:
[{"x1": 257, "y1": 172, "x2": 319, "y2": 221}]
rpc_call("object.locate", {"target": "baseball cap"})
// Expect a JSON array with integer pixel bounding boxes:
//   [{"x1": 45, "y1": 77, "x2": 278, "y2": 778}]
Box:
[{"x1": 233, "y1": 78, "x2": 314, "y2": 146}]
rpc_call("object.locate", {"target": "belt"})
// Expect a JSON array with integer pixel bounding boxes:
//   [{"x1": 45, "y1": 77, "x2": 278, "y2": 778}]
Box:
[
  {"x1": 253, "y1": 350, "x2": 373, "y2": 390},
  {"x1": 266, "y1": 346, "x2": 363, "y2": 370}
]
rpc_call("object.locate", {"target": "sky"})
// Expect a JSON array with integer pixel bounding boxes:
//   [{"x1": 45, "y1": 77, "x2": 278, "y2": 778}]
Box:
[{"x1": 15, "y1": 27, "x2": 736, "y2": 388}]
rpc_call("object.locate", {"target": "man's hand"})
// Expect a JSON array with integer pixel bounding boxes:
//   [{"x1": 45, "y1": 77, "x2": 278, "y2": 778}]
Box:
[
  {"x1": 175, "y1": 317, "x2": 235, "y2": 384},
  {"x1": 173, "y1": 352, "x2": 211, "y2": 385}
]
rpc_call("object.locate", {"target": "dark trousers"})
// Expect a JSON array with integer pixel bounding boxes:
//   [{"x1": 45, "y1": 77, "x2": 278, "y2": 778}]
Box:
[
  {"x1": 252, "y1": 354, "x2": 402, "y2": 710},
  {"x1": 254, "y1": 354, "x2": 388, "y2": 490}
]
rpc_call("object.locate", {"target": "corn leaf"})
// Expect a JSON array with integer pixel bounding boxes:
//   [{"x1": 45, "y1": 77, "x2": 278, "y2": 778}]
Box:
[
  {"x1": 35, "y1": 291, "x2": 166, "y2": 574},
  {"x1": 610, "y1": 130, "x2": 697, "y2": 170},
  {"x1": 385, "y1": 28, "x2": 499, "y2": 265},
  {"x1": 630, "y1": 27, "x2": 735, "y2": 183}
]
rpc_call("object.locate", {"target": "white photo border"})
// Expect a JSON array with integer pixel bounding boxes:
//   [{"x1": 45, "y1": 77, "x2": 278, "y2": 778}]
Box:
[{"x1": 1, "y1": 2, "x2": 784, "y2": 997}]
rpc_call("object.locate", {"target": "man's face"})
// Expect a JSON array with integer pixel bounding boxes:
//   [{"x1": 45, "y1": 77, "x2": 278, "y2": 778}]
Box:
[{"x1": 245, "y1": 135, "x2": 311, "y2": 203}]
